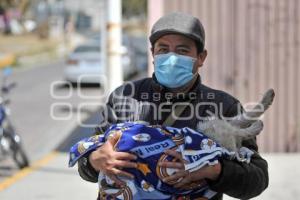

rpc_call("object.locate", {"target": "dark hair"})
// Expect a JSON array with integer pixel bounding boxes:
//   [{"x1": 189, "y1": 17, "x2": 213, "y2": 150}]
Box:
[{"x1": 196, "y1": 42, "x2": 204, "y2": 54}]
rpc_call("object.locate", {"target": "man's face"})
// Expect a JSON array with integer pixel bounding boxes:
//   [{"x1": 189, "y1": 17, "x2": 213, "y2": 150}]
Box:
[{"x1": 152, "y1": 34, "x2": 207, "y2": 73}]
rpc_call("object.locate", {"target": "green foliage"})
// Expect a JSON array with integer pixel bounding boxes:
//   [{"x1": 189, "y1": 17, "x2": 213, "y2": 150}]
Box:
[
  {"x1": 0, "y1": 0, "x2": 18, "y2": 8},
  {"x1": 122, "y1": 0, "x2": 147, "y2": 18},
  {"x1": 0, "y1": 0, "x2": 30, "y2": 15}
]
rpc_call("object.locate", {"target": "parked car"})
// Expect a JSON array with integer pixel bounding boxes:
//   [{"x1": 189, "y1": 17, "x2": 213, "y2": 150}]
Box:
[
  {"x1": 64, "y1": 41, "x2": 133, "y2": 84},
  {"x1": 87, "y1": 33, "x2": 138, "y2": 78},
  {"x1": 64, "y1": 43, "x2": 103, "y2": 84}
]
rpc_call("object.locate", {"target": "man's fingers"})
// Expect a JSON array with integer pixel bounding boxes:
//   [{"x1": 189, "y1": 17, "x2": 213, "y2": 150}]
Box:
[
  {"x1": 191, "y1": 166, "x2": 209, "y2": 180},
  {"x1": 174, "y1": 177, "x2": 190, "y2": 188},
  {"x1": 114, "y1": 160, "x2": 138, "y2": 169},
  {"x1": 162, "y1": 170, "x2": 186, "y2": 183},
  {"x1": 115, "y1": 152, "x2": 137, "y2": 160},
  {"x1": 158, "y1": 161, "x2": 184, "y2": 169},
  {"x1": 111, "y1": 168, "x2": 135, "y2": 179},
  {"x1": 174, "y1": 173, "x2": 193, "y2": 188},
  {"x1": 180, "y1": 185, "x2": 192, "y2": 190},
  {"x1": 164, "y1": 149, "x2": 183, "y2": 160}
]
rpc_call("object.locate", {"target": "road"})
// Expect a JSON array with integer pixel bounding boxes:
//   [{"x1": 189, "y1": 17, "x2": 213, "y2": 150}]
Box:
[
  {"x1": 0, "y1": 60, "x2": 104, "y2": 180},
  {"x1": 0, "y1": 59, "x2": 146, "y2": 200}
]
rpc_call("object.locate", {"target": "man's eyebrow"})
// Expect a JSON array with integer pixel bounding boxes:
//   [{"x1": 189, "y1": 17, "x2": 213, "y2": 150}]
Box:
[
  {"x1": 156, "y1": 43, "x2": 169, "y2": 47},
  {"x1": 176, "y1": 44, "x2": 191, "y2": 49}
]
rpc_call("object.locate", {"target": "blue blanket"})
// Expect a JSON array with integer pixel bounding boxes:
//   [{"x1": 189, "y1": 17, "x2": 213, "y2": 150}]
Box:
[{"x1": 69, "y1": 121, "x2": 253, "y2": 200}]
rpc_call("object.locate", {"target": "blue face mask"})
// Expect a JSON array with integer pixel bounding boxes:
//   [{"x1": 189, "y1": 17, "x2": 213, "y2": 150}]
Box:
[{"x1": 154, "y1": 52, "x2": 196, "y2": 88}]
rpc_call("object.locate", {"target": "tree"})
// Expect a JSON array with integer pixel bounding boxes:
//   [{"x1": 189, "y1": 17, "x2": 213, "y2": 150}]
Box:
[
  {"x1": 0, "y1": 0, "x2": 30, "y2": 16},
  {"x1": 122, "y1": 0, "x2": 147, "y2": 19}
]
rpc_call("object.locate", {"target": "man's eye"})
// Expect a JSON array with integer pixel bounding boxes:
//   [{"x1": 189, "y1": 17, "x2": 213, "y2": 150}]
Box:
[
  {"x1": 158, "y1": 48, "x2": 168, "y2": 53},
  {"x1": 178, "y1": 49, "x2": 189, "y2": 54}
]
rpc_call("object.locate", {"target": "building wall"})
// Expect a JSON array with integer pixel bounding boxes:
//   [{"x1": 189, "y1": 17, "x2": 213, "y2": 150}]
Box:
[{"x1": 148, "y1": 0, "x2": 300, "y2": 152}]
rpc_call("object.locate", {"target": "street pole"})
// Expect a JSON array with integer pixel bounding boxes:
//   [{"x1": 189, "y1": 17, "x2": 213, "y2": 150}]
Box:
[
  {"x1": 100, "y1": 0, "x2": 107, "y2": 89},
  {"x1": 107, "y1": 0, "x2": 123, "y2": 92}
]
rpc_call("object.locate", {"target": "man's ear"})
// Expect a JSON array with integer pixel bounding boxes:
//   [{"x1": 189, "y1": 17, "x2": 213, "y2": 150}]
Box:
[{"x1": 197, "y1": 49, "x2": 208, "y2": 67}]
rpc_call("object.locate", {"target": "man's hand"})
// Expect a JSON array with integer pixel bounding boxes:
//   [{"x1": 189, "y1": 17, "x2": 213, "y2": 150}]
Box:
[
  {"x1": 159, "y1": 149, "x2": 222, "y2": 189},
  {"x1": 89, "y1": 138, "x2": 137, "y2": 186}
]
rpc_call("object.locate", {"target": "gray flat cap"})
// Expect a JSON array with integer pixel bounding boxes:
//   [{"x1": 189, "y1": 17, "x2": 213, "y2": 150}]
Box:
[{"x1": 150, "y1": 12, "x2": 205, "y2": 50}]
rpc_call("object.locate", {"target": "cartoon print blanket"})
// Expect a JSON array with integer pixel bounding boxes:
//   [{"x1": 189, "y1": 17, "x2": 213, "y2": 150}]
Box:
[{"x1": 69, "y1": 121, "x2": 254, "y2": 200}]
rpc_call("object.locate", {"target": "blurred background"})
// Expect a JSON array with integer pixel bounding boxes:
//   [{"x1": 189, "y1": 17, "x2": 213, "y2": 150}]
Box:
[{"x1": 0, "y1": 0, "x2": 299, "y2": 199}]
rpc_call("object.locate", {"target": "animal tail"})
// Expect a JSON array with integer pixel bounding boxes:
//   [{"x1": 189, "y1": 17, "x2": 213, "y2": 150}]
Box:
[{"x1": 229, "y1": 89, "x2": 275, "y2": 128}]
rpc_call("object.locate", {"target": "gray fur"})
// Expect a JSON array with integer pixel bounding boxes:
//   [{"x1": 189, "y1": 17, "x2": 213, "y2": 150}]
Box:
[{"x1": 197, "y1": 89, "x2": 275, "y2": 153}]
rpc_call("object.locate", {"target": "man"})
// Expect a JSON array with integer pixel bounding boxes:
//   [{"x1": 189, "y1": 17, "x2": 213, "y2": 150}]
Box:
[{"x1": 77, "y1": 12, "x2": 268, "y2": 199}]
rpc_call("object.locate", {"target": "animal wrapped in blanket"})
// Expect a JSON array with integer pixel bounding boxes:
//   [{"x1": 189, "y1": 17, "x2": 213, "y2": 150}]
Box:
[{"x1": 69, "y1": 89, "x2": 275, "y2": 200}]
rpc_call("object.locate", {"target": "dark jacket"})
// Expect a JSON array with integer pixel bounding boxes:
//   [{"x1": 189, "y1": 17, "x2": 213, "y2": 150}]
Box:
[{"x1": 77, "y1": 75, "x2": 269, "y2": 200}]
